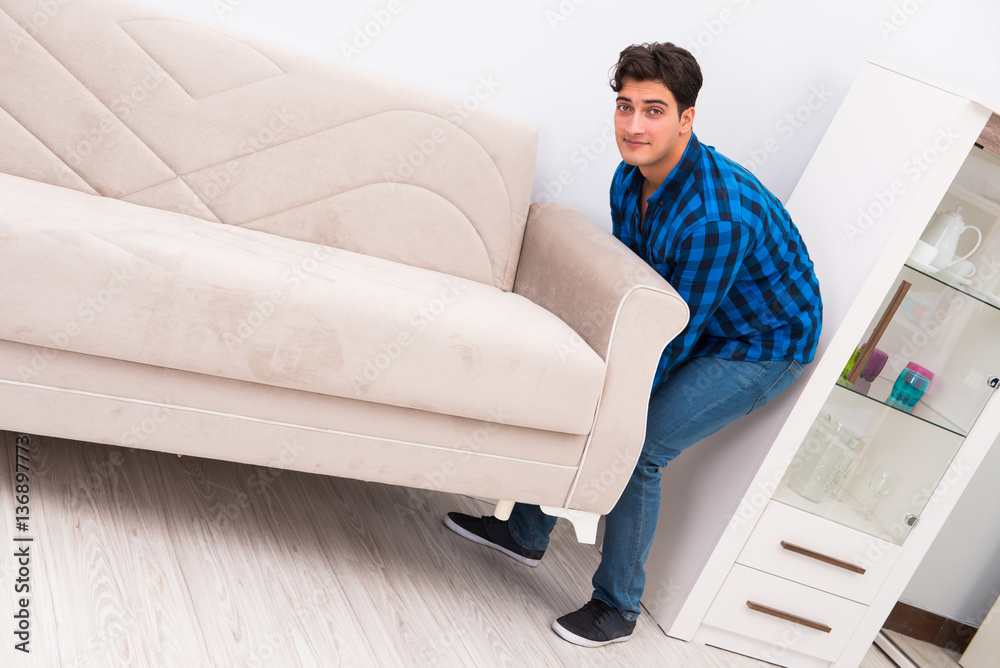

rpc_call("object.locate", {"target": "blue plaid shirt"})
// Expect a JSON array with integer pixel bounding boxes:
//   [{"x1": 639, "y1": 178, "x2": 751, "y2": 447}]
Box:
[{"x1": 611, "y1": 133, "x2": 822, "y2": 389}]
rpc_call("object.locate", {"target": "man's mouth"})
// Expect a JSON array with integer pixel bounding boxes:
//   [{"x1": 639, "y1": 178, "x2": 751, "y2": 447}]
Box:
[{"x1": 624, "y1": 138, "x2": 647, "y2": 147}]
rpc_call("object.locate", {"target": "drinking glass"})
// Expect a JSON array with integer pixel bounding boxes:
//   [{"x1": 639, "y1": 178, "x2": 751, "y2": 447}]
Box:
[
  {"x1": 827, "y1": 454, "x2": 865, "y2": 502},
  {"x1": 853, "y1": 465, "x2": 898, "y2": 521}
]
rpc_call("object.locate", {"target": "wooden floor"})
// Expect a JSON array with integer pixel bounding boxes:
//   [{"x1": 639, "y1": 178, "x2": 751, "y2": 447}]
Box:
[
  {"x1": 0, "y1": 430, "x2": 900, "y2": 667},
  {"x1": 882, "y1": 630, "x2": 963, "y2": 668}
]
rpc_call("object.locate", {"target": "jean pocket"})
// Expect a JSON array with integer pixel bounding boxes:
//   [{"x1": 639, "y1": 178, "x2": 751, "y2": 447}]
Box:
[{"x1": 747, "y1": 360, "x2": 802, "y2": 414}]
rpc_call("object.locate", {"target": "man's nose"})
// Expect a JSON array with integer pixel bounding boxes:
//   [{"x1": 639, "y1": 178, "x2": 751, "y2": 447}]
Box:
[{"x1": 626, "y1": 114, "x2": 644, "y2": 135}]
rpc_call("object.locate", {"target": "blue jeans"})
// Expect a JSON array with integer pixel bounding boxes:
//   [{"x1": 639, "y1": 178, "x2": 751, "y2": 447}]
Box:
[{"x1": 508, "y1": 356, "x2": 804, "y2": 621}]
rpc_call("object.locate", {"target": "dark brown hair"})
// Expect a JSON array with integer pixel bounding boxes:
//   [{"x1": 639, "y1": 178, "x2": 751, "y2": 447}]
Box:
[{"x1": 609, "y1": 42, "x2": 703, "y2": 116}]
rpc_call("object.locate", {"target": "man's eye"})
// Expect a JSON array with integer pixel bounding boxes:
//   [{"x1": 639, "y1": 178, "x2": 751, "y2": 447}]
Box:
[
  {"x1": 617, "y1": 104, "x2": 630, "y2": 112},
  {"x1": 649, "y1": 108, "x2": 662, "y2": 115}
]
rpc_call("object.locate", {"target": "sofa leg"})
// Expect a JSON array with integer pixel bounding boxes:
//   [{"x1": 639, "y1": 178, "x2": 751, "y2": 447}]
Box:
[
  {"x1": 493, "y1": 499, "x2": 515, "y2": 521},
  {"x1": 539, "y1": 506, "x2": 600, "y2": 544}
]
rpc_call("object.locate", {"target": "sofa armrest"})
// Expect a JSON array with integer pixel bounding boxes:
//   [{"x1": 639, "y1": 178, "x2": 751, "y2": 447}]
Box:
[{"x1": 513, "y1": 202, "x2": 689, "y2": 514}]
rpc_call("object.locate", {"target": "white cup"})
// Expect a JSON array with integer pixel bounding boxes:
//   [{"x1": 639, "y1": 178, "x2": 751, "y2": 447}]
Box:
[
  {"x1": 909, "y1": 240, "x2": 939, "y2": 266},
  {"x1": 951, "y1": 259, "x2": 977, "y2": 278}
]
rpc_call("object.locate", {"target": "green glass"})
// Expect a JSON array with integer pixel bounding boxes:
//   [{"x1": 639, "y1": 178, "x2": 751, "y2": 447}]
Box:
[{"x1": 838, "y1": 346, "x2": 863, "y2": 388}]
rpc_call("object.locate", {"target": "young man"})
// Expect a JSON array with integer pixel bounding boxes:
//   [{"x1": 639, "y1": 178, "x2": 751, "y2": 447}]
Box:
[{"x1": 445, "y1": 42, "x2": 822, "y2": 647}]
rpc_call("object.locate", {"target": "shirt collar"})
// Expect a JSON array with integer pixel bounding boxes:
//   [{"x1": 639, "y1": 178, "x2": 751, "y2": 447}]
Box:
[
  {"x1": 622, "y1": 132, "x2": 701, "y2": 204},
  {"x1": 653, "y1": 132, "x2": 701, "y2": 204}
]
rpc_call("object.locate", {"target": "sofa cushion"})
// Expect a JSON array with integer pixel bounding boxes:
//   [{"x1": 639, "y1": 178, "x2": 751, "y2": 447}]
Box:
[{"x1": 0, "y1": 174, "x2": 606, "y2": 435}]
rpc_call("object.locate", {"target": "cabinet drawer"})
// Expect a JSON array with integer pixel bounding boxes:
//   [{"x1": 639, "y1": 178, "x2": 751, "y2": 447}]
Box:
[
  {"x1": 703, "y1": 564, "x2": 867, "y2": 663},
  {"x1": 738, "y1": 501, "x2": 902, "y2": 604}
]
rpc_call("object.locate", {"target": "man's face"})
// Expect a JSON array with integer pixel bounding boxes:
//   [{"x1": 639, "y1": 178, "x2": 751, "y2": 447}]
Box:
[{"x1": 614, "y1": 78, "x2": 695, "y2": 178}]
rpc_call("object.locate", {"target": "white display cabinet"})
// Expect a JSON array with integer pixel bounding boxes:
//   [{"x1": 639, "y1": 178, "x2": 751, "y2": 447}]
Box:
[{"x1": 642, "y1": 62, "x2": 1000, "y2": 668}]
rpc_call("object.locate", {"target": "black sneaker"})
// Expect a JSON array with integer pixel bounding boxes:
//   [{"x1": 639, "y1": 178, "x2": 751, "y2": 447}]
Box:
[
  {"x1": 444, "y1": 512, "x2": 545, "y2": 567},
  {"x1": 552, "y1": 599, "x2": 636, "y2": 647}
]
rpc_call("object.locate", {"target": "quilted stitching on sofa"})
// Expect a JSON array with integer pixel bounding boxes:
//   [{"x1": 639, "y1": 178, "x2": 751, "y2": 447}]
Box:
[{"x1": 0, "y1": 0, "x2": 538, "y2": 289}]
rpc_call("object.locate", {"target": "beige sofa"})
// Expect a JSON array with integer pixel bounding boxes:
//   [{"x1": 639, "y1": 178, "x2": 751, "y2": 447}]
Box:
[{"x1": 0, "y1": 0, "x2": 688, "y2": 542}]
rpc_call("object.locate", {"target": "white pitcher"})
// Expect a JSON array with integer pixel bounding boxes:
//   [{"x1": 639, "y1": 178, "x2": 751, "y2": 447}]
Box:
[{"x1": 921, "y1": 207, "x2": 982, "y2": 271}]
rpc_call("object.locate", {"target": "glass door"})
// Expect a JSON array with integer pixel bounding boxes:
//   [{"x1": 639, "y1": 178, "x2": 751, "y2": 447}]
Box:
[{"x1": 774, "y1": 145, "x2": 1000, "y2": 545}]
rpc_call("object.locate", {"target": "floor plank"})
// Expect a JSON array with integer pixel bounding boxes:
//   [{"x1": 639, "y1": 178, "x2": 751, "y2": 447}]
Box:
[
  {"x1": 883, "y1": 629, "x2": 963, "y2": 668},
  {"x1": 0, "y1": 430, "x2": 895, "y2": 667},
  {"x1": 864, "y1": 642, "x2": 903, "y2": 668}
]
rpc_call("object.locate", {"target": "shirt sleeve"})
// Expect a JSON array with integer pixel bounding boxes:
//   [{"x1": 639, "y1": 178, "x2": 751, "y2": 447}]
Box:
[
  {"x1": 657, "y1": 219, "x2": 753, "y2": 378},
  {"x1": 610, "y1": 164, "x2": 625, "y2": 241}
]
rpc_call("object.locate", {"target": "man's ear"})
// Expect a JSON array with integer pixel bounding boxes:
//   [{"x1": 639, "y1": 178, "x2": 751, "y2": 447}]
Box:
[{"x1": 680, "y1": 106, "x2": 696, "y2": 134}]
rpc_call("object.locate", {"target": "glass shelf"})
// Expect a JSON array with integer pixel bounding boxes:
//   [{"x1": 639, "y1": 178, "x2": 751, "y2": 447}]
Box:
[
  {"x1": 902, "y1": 263, "x2": 1000, "y2": 312},
  {"x1": 834, "y1": 379, "x2": 967, "y2": 437}
]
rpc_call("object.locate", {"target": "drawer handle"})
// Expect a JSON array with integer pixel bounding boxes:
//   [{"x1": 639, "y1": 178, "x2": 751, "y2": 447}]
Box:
[
  {"x1": 746, "y1": 601, "x2": 832, "y2": 634},
  {"x1": 780, "y1": 541, "x2": 866, "y2": 575}
]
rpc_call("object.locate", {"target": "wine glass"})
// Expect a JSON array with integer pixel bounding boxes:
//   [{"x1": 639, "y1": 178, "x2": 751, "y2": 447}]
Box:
[
  {"x1": 827, "y1": 454, "x2": 865, "y2": 502},
  {"x1": 853, "y1": 465, "x2": 898, "y2": 521}
]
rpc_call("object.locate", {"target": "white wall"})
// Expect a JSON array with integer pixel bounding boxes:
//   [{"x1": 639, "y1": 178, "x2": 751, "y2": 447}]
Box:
[{"x1": 132, "y1": 0, "x2": 1000, "y2": 625}]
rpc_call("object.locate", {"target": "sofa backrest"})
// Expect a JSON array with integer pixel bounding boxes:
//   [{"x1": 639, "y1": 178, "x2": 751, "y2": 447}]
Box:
[{"x1": 0, "y1": 0, "x2": 538, "y2": 290}]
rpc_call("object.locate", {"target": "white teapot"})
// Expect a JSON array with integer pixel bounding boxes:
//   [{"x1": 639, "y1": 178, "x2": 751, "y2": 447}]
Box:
[{"x1": 921, "y1": 207, "x2": 982, "y2": 271}]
